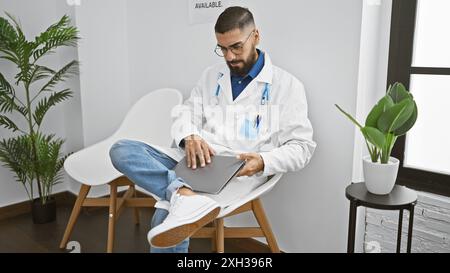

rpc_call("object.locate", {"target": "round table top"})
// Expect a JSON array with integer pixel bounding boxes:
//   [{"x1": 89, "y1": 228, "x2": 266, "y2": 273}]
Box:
[{"x1": 345, "y1": 182, "x2": 418, "y2": 210}]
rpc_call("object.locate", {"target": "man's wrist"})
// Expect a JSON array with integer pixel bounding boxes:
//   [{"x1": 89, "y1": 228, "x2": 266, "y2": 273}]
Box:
[
  {"x1": 180, "y1": 134, "x2": 197, "y2": 148},
  {"x1": 185, "y1": 134, "x2": 202, "y2": 141}
]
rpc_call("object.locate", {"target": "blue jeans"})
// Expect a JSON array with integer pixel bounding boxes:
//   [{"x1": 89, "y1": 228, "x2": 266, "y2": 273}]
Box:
[{"x1": 109, "y1": 139, "x2": 190, "y2": 253}]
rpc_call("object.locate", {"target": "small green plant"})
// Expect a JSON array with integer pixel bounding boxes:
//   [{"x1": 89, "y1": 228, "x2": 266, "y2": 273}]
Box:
[
  {"x1": 335, "y1": 83, "x2": 418, "y2": 164},
  {"x1": 0, "y1": 13, "x2": 79, "y2": 204}
]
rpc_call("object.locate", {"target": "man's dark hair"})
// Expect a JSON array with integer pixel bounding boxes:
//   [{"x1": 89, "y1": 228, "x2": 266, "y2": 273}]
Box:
[{"x1": 214, "y1": 6, "x2": 255, "y2": 34}]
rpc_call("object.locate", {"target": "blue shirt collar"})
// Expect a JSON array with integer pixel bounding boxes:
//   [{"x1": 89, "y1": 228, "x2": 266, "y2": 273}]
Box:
[{"x1": 231, "y1": 49, "x2": 265, "y2": 80}]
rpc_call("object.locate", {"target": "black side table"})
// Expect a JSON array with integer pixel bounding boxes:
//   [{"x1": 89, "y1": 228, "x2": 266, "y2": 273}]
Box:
[{"x1": 345, "y1": 182, "x2": 418, "y2": 253}]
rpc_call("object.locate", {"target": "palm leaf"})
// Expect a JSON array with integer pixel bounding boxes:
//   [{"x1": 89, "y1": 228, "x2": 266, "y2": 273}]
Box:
[
  {"x1": 4, "y1": 12, "x2": 33, "y2": 84},
  {"x1": 34, "y1": 133, "x2": 68, "y2": 197},
  {"x1": 0, "y1": 15, "x2": 18, "y2": 50},
  {"x1": 14, "y1": 105, "x2": 29, "y2": 117},
  {"x1": 0, "y1": 93, "x2": 16, "y2": 113},
  {"x1": 33, "y1": 15, "x2": 79, "y2": 62},
  {"x1": 0, "y1": 136, "x2": 35, "y2": 185},
  {"x1": 12, "y1": 39, "x2": 33, "y2": 85},
  {"x1": 0, "y1": 115, "x2": 19, "y2": 131},
  {"x1": 39, "y1": 60, "x2": 78, "y2": 92},
  {"x1": 34, "y1": 15, "x2": 71, "y2": 45},
  {"x1": 0, "y1": 73, "x2": 28, "y2": 117},
  {"x1": 33, "y1": 89, "x2": 73, "y2": 126},
  {"x1": 0, "y1": 72, "x2": 17, "y2": 113},
  {"x1": 5, "y1": 12, "x2": 23, "y2": 36},
  {"x1": 10, "y1": 37, "x2": 33, "y2": 85},
  {"x1": 0, "y1": 49, "x2": 19, "y2": 64},
  {"x1": 0, "y1": 71, "x2": 14, "y2": 95},
  {"x1": 29, "y1": 65, "x2": 55, "y2": 85}
]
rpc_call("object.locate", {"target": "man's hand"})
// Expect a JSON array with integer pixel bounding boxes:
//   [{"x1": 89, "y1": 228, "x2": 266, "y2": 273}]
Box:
[
  {"x1": 236, "y1": 153, "x2": 265, "y2": 177},
  {"x1": 184, "y1": 134, "x2": 216, "y2": 169}
]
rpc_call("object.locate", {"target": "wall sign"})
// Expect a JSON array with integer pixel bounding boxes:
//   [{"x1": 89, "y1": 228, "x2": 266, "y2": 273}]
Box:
[{"x1": 188, "y1": 0, "x2": 231, "y2": 25}]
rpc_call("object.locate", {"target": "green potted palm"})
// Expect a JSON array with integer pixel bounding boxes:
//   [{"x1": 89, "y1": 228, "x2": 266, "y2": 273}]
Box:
[
  {"x1": 0, "y1": 13, "x2": 79, "y2": 223},
  {"x1": 335, "y1": 83, "x2": 418, "y2": 194}
]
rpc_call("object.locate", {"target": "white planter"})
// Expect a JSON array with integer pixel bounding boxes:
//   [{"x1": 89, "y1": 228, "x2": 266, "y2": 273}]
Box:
[{"x1": 362, "y1": 156, "x2": 400, "y2": 195}]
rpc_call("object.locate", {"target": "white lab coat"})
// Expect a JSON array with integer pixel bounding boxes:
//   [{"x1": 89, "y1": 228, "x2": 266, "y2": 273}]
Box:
[{"x1": 151, "y1": 52, "x2": 316, "y2": 206}]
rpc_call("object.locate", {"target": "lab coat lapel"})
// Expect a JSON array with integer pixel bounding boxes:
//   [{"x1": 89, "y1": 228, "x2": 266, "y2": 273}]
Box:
[
  {"x1": 232, "y1": 52, "x2": 274, "y2": 105},
  {"x1": 217, "y1": 67, "x2": 233, "y2": 105},
  {"x1": 256, "y1": 53, "x2": 274, "y2": 85}
]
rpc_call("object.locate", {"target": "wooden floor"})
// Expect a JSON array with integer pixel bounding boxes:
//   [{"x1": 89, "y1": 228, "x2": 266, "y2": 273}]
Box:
[{"x1": 0, "y1": 203, "x2": 268, "y2": 253}]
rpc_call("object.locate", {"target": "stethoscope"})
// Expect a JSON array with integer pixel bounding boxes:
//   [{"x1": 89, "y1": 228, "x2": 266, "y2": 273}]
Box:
[{"x1": 210, "y1": 73, "x2": 271, "y2": 106}]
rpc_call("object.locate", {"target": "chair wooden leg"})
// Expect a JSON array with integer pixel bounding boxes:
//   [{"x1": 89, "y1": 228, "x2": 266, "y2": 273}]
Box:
[
  {"x1": 211, "y1": 221, "x2": 217, "y2": 252},
  {"x1": 107, "y1": 183, "x2": 118, "y2": 253},
  {"x1": 215, "y1": 218, "x2": 224, "y2": 253},
  {"x1": 252, "y1": 199, "x2": 280, "y2": 253},
  {"x1": 131, "y1": 185, "x2": 140, "y2": 225},
  {"x1": 59, "y1": 184, "x2": 91, "y2": 249}
]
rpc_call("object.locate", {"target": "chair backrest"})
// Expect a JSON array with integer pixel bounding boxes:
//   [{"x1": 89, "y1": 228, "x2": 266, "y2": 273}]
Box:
[
  {"x1": 64, "y1": 88, "x2": 183, "y2": 186},
  {"x1": 114, "y1": 88, "x2": 183, "y2": 147}
]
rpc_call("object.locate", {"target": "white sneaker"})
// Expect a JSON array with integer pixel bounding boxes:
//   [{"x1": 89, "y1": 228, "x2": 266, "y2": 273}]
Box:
[{"x1": 148, "y1": 193, "x2": 220, "y2": 248}]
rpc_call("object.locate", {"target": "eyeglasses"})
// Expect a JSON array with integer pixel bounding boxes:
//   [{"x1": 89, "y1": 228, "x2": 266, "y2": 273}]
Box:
[{"x1": 214, "y1": 30, "x2": 255, "y2": 57}]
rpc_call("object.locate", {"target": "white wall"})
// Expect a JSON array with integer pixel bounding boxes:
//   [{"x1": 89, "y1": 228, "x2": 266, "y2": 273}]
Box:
[
  {"x1": 74, "y1": 0, "x2": 130, "y2": 147},
  {"x1": 124, "y1": 0, "x2": 363, "y2": 252},
  {"x1": 0, "y1": 0, "x2": 83, "y2": 207},
  {"x1": 127, "y1": 0, "x2": 224, "y2": 103}
]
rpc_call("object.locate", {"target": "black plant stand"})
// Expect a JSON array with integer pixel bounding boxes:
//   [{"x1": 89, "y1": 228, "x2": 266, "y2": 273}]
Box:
[{"x1": 345, "y1": 182, "x2": 417, "y2": 253}]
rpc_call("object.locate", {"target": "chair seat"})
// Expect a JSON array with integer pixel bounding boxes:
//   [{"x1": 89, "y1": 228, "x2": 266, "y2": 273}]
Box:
[
  {"x1": 214, "y1": 174, "x2": 282, "y2": 217},
  {"x1": 64, "y1": 138, "x2": 122, "y2": 186}
]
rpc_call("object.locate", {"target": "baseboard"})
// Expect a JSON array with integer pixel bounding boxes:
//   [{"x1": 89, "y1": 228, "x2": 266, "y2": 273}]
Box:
[
  {"x1": 0, "y1": 191, "x2": 77, "y2": 221},
  {"x1": 0, "y1": 189, "x2": 155, "y2": 220}
]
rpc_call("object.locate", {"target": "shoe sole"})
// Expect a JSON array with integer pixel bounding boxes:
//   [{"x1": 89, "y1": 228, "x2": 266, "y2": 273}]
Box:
[{"x1": 151, "y1": 207, "x2": 220, "y2": 248}]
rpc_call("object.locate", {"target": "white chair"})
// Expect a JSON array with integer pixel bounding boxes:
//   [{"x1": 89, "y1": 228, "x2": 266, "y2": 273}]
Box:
[
  {"x1": 59, "y1": 88, "x2": 183, "y2": 253},
  {"x1": 60, "y1": 88, "x2": 283, "y2": 253}
]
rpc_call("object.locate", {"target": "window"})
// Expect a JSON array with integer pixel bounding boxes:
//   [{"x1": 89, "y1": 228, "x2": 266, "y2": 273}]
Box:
[{"x1": 388, "y1": 0, "x2": 450, "y2": 197}]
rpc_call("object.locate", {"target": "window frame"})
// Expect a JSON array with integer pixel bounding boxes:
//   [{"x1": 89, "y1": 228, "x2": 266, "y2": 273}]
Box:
[{"x1": 387, "y1": 0, "x2": 450, "y2": 197}]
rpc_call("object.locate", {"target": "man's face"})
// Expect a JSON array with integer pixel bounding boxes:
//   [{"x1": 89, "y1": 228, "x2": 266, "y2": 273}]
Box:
[{"x1": 215, "y1": 27, "x2": 260, "y2": 76}]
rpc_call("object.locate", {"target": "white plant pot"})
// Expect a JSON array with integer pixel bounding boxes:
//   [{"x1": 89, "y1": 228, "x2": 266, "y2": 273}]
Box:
[{"x1": 362, "y1": 156, "x2": 400, "y2": 195}]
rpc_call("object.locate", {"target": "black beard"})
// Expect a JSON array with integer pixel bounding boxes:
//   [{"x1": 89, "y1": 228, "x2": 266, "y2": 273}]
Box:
[{"x1": 227, "y1": 50, "x2": 258, "y2": 77}]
